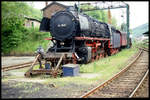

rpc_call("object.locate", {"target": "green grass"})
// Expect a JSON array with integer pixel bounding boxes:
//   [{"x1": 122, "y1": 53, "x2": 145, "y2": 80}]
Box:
[
  {"x1": 10, "y1": 38, "x2": 50, "y2": 55},
  {"x1": 132, "y1": 39, "x2": 149, "y2": 49},
  {"x1": 80, "y1": 47, "x2": 138, "y2": 74},
  {"x1": 2, "y1": 42, "x2": 140, "y2": 88},
  {"x1": 32, "y1": 64, "x2": 45, "y2": 70},
  {"x1": 39, "y1": 44, "x2": 139, "y2": 86}
]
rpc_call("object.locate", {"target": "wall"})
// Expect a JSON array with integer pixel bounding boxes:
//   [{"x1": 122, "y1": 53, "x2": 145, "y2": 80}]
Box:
[
  {"x1": 24, "y1": 19, "x2": 40, "y2": 28},
  {"x1": 43, "y1": 4, "x2": 66, "y2": 18}
]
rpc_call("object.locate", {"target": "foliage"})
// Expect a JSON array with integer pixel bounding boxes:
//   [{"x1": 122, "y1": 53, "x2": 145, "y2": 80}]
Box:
[
  {"x1": 10, "y1": 28, "x2": 50, "y2": 55},
  {"x1": 80, "y1": 4, "x2": 108, "y2": 23},
  {"x1": 2, "y1": 2, "x2": 43, "y2": 55},
  {"x1": 27, "y1": 4, "x2": 42, "y2": 20},
  {"x1": 80, "y1": 4, "x2": 118, "y2": 27},
  {"x1": 85, "y1": 10, "x2": 108, "y2": 23},
  {"x1": 111, "y1": 16, "x2": 118, "y2": 28},
  {"x1": 2, "y1": 2, "x2": 28, "y2": 54},
  {"x1": 120, "y1": 23, "x2": 127, "y2": 32},
  {"x1": 133, "y1": 39, "x2": 149, "y2": 49}
]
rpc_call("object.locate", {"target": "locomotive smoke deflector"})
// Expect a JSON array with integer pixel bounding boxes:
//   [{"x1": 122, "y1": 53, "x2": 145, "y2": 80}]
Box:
[{"x1": 78, "y1": 14, "x2": 90, "y2": 31}]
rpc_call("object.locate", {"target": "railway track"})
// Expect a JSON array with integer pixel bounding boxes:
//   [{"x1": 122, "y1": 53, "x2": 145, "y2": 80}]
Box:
[
  {"x1": 131, "y1": 74, "x2": 149, "y2": 97},
  {"x1": 136, "y1": 47, "x2": 149, "y2": 52},
  {"x1": 2, "y1": 61, "x2": 37, "y2": 72},
  {"x1": 129, "y1": 70, "x2": 149, "y2": 97},
  {"x1": 80, "y1": 49, "x2": 148, "y2": 98}
]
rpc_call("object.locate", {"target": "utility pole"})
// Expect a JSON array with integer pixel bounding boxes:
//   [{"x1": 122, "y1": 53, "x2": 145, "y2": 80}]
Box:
[
  {"x1": 126, "y1": 4, "x2": 130, "y2": 48},
  {"x1": 108, "y1": 9, "x2": 112, "y2": 24}
]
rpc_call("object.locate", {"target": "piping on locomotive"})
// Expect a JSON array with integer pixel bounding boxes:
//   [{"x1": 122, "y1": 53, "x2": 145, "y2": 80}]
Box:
[{"x1": 25, "y1": 5, "x2": 132, "y2": 77}]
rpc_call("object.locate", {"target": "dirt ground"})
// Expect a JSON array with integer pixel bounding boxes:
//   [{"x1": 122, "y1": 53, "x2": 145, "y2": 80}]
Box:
[
  {"x1": 2, "y1": 64, "x2": 103, "y2": 98},
  {"x1": 2, "y1": 68, "x2": 97, "y2": 98},
  {"x1": 2, "y1": 79, "x2": 95, "y2": 98}
]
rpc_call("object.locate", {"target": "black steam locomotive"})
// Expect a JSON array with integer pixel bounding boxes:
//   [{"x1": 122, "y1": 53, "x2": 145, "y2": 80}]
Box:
[
  {"x1": 39, "y1": 5, "x2": 129, "y2": 64},
  {"x1": 24, "y1": 5, "x2": 132, "y2": 77}
]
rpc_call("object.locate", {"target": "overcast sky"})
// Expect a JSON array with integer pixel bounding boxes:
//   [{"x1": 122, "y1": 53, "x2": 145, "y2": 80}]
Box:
[{"x1": 27, "y1": 1, "x2": 149, "y2": 29}]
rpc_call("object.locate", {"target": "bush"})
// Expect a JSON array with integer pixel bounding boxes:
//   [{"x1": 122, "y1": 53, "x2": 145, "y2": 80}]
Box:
[
  {"x1": 1, "y1": 2, "x2": 45, "y2": 55},
  {"x1": 9, "y1": 27, "x2": 50, "y2": 55}
]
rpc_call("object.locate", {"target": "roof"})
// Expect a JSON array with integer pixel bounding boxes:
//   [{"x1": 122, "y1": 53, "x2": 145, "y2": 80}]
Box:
[
  {"x1": 25, "y1": 16, "x2": 41, "y2": 23},
  {"x1": 41, "y1": 2, "x2": 68, "y2": 11}
]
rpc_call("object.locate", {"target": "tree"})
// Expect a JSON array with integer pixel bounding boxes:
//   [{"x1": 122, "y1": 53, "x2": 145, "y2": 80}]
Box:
[
  {"x1": 120, "y1": 23, "x2": 127, "y2": 32},
  {"x1": 80, "y1": 4, "x2": 117, "y2": 27},
  {"x1": 84, "y1": 10, "x2": 108, "y2": 23},
  {"x1": 2, "y1": 2, "x2": 31, "y2": 54},
  {"x1": 2, "y1": 2, "x2": 44, "y2": 55},
  {"x1": 111, "y1": 16, "x2": 118, "y2": 28}
]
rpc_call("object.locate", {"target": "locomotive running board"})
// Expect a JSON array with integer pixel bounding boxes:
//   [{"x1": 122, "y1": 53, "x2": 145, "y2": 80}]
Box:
[
  {"x1": 45, "y1": 37, "x2": 110, "y2": 41},
  {"x1": 75, "y1": 37, "x2": 110, "y2": 41}
]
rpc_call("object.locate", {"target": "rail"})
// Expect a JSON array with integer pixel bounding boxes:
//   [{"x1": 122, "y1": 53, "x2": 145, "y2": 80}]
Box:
[
  {"x1": 2, "y1": 61, "x2": 36, "y2": 72},
  {"x1": 129, "y1": 69, "x2": 149, "y2": 97}
]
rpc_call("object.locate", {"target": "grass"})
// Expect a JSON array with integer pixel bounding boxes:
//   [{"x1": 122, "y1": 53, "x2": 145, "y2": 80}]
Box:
[
  {"x1": 32, "y1": 47, "x2": 137, "y2": 81},
  {"x1": 2, "y1": 42, "x2": 140, "y2": 88},
  {"x1": 132, "y1": 39, "x2": 149, "y2": 49},
  {"x1": 80, "y1": 47, "x2": 138, "y2": 74},
  {"x1": 38, "y1": 44, "x2": 139, "y2": 86},
  {"x1": 10, "y1": 40, "x2": 50, "y2": 55},
  {"x1": 8, "y1": 27, "x2": 51, "y2": 55},
  {"x1": 32, "y1": 64, "x2": 44, "y2": 70}
]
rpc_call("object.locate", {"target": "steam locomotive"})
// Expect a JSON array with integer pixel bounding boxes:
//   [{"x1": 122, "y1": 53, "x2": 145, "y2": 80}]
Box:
[{"x1": 39, "y1": 5, "x2": 131, "y2": 65}]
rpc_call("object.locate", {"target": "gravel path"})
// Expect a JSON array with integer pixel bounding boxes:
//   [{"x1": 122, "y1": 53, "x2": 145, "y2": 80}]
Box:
[{"x1": 2, "y1": 56, "x2": 35, "y2": 67}]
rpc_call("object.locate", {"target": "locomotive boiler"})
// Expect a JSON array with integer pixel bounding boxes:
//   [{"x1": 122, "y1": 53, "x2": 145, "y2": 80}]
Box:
[{"x1": 49, "y1": 7, "x2": 110, "y2": 41}]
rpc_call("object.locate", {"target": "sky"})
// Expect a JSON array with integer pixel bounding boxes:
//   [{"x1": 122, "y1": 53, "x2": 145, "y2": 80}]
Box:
[{"x1": 27, "y1": 1, "x2": 149, "y2": 29}]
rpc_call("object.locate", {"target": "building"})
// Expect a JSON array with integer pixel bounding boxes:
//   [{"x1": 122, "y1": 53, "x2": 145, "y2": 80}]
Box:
[
  {"x1": 41, "y1": 1, "x2": 68, "y2": 19},
  {"x1": 24, "y1": 17, "x2": 41, "y2": 28},
  {"x1": 143, "y1": 31, "x2": 149, "y2": 36},
  {"x1": 40, "y1": 1, "x2": 68, "y2": 32}
]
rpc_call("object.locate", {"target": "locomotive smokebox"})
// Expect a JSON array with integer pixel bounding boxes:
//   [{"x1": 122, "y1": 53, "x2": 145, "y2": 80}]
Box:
[{"x1": 50, "y1": 11, "x2": 77, "y2": 41}]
